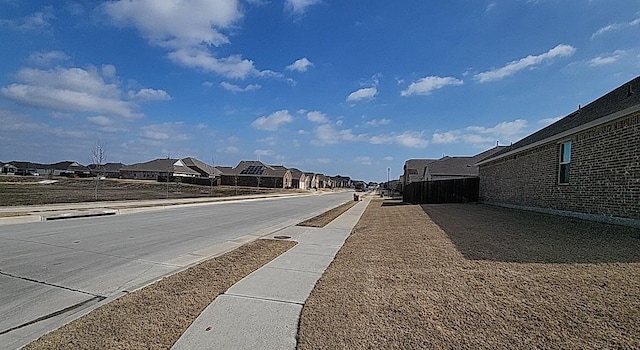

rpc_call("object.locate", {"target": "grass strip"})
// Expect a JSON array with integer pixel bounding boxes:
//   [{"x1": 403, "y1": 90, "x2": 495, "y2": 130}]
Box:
[
  {"x1": 297, "y1": 200, "x2": 358, "y2": 228},
  {"x1": 25, "y1": 239, "x2": 296, "y2": 350}
]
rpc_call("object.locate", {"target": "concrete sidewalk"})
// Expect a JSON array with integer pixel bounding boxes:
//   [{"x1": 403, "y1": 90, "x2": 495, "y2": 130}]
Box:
[{"x1": 172, "y1": 197, "x2": 371, "y2": 350}]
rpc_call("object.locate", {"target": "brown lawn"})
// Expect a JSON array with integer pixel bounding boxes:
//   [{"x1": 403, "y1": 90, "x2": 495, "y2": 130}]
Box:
[{"x1": 297, "y1": 199, "x2": 640, "y2": 349}]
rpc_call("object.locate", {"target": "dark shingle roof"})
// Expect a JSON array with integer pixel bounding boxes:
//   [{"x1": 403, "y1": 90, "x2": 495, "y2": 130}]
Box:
[{"x1": 482, "y1": 76, "x2": 640, "y2": 163}]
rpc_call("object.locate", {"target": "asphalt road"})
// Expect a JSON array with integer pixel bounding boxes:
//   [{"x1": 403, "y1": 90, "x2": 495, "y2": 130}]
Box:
[{"x1": 0, "y1": 192, "x2": 353, "y2": 349}]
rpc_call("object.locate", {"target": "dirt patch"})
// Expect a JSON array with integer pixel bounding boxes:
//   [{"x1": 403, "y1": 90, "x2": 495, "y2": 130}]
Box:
[
  {"x1": 0, "y1": 176, "x2": 300, "y2": 206},
  {"x1": 297, "y1": 200, "x2": 358, "y2": 227},
  {"x1": 297, "y1": 199, "x2": 640, "y2": 349},
  {"x1": 25, "y1": 239, "x2": 296, "y2": 350}
]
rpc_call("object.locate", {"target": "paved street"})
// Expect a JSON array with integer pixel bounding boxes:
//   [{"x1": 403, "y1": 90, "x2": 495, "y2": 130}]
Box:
[{"x1": 0, "y1": 192, "x2": 352, "y2": 349}]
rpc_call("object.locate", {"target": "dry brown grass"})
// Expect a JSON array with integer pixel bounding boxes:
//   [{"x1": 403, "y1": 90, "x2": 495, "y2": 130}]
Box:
[
  {"x1": 25, "y1": 239, "x2": 296, "y2": 350},
  {"x1": 298, "y1": 199, "x2": 640, "y2": 349},
  {"x1": 0, "y1": 176, "x2": 299, "y2": 206},
  {"x1": 297, "y1": 200, "x2": 358, "y2": 227}
]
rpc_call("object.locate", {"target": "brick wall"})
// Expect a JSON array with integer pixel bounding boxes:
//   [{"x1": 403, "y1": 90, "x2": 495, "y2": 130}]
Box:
[{"x1": 479, "y1": 111, "x2": 640, "y2": 220}]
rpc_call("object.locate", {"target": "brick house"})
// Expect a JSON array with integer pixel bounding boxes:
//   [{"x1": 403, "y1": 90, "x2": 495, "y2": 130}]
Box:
[{"x1": 477, "y1": 76, "x2": 640, "y2": 224}]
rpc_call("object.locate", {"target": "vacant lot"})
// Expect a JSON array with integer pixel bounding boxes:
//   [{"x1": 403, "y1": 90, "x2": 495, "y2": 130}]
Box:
[
  {"x1": 298, "y1": 200, "x2": 640, "y2": 349},
  {"x1": 0, "y1": 176, "x2": 298, "y2": 206}
]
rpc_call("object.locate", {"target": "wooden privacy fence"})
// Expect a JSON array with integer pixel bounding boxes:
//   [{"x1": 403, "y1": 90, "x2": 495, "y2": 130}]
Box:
[{"x1": 403, "y1": 178, "x2": 479, "y2": 204}]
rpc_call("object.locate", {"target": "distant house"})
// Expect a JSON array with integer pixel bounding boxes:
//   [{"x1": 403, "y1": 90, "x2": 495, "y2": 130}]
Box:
[
  {"x1": 87, "y1": 162, "x2": 125, "y2": 178},
  {"x1": 401, "y1": 159, "x2": 437, "y2": 192},
  {"x1": 218, "y1": 161, "x2": 291, "y2": 188},
  {"x1": 181, "y1": 157, "x2": 221, "y2": 178},
  {"x1": 289, "y1": 168, "x2": 303, "y2": 189},
  {"x1": 1, "y1": 163, "x2": 18, "y2": 175},
  {"x1": 299, "y1": 173, "x2": 314, "y2": 190},
  {"x1": 311, "y1": 173, "x2": 326, "y2": 189},
  {"x1": 120, "y1": 158, "x2": 200, "y2": 180},
  {"x1": 45, "y1": 161, "x2": 90, "y2": 177},
  {"x1": 478, "y1": 76, "x2": 640, "y2": 224},
  {"x1": 330, "y1": 175, "x2": 351, "y2": 188},
  {"x1": 8, "y1": 161, "x2": 43, "y2": 176},
  {"x1": 423, "y1": 147, "x2": 507, "y2": 181}
]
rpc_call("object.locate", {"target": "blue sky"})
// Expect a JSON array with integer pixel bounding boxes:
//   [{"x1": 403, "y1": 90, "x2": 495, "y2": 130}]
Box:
[{"x1": 0, "y1": 0, "x2": 638, "y2": 182}]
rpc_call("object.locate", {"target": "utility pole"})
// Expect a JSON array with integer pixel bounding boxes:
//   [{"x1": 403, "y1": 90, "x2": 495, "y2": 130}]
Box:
[
  {"x1": 210, "y1": 157, "x2": 215, "y2": 197},
  {"x1": 387, "y1": 167, "x2": 390, "y2": 198}
]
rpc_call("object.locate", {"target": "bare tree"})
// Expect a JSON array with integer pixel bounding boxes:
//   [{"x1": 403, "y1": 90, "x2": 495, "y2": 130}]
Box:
[{"x1": 91, "y1": 139, "x2": 106, "y2": 200}]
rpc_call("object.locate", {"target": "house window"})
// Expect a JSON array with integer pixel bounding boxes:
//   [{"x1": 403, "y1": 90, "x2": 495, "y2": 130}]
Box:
[{"x1": 559, "y1": 140, "x2": 571, "y2": 184}]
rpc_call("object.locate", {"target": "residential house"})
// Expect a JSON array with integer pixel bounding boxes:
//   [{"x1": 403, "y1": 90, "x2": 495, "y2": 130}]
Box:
[
  {"x1": 311, "y1": 173, "x2": 326, "y2": 189},
  {"x1": 120, "y1": 158, "x2": 200, "y2": 180},
  {"x1": 87, "y1": 162, "x2": 125, "y2": 178},
  {"x1": 330, "y1": 175, "x2": 351, "y2": 188},
  {"x1": 8, "y1": 161, "x2": 43, "y2": 176},
  {"x1": 219, "y1": 161, "x2": 291, "y2": 188},
  {"x1": 181, "y1": 157, "x2": 221, "y2": 178},
  {"x1": 423, "y1": 147, "x2": 507, "y2": 181},
  {"x1": 299, "y1": 172, "x2": 314, "y2": 190},
  {"x1": 401, "y1": 159, "x2": 437, "y2": 192},
  {"x1": 289, "y1": 168, "x2": 303, "y2": 189},
  {"x1": 48, "y1": 161, "x2": 91, "y2": 177},
  {"x1": 477, "y1": 76, "x2": 640, "y2": 224},
  {"x1": 1, "y1": 163, "x2": 18, "y2": 175}
]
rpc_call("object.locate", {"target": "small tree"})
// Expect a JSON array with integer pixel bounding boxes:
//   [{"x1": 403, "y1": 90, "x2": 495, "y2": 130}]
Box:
[{"x1": 91, "y1": 139, "x2": 106, "y2": 200}]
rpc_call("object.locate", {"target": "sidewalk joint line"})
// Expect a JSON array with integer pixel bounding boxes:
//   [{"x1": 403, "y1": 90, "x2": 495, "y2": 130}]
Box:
[{"x1": 223, "y1": 292, "x2": 305, "y2": 306}]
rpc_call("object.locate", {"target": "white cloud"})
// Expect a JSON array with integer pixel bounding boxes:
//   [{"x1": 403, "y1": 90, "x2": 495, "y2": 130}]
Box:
[
  {"x1": 307, "y1": 111, "x2": 329, "y2": 123},
  {"x1": 1, "y1": 66, "x2": 142, "y2": 119},
  {"x1": 355, "y1": 156, "x2": 372, "y2": 165},
  {"x1": 539, "y1": 116, "x2": 563, "y2": 126},
  {"x1": 474, "y1": 44, "x2": 576, "y2": 83},
  {"x1": 0, "y1": 65, "x2": 168, "y2": 119},
  {"x1": 167, "y1": 49, "x2": 259, "y2": 79},
  {"x1": 104, "y1": 0, "x2": 274, "y2": 80},
  {"x1": 592, "y1": 18, "x2": 640, "y2": 39},
  {"x1": 587, "y1": 50, "x2": 626, "y2": 67},
  {"x1": 346, "y1": 87, "x2": 377, "y2": 102},
  {"x1": 285, "y1": 0, "x2": 321, "y2": 15},
  {"x1": 28, "y1": 51, "x2": 70, "y2": 66},
  {"x1": 384, "y1": 156, "x2": 394, "y2": 161},
  {"x1": 104, "y1": 0, "x2": 240, "y2": 49},
  {"x1": 312, "y1": 124, "x2": 360, "y2": 145},
  {"x1": 465, "y1": 119, "x2": 528, "y2": 137},
  {"x1": 140, "y1": 122, "x2": 189, "y2": 141},
  {"x1": 258, "y1": 136, "x2": 277, "y2": 146},
  {"x1": 128, "y1": 88, "x2": 172, "y2": 101},
  {"x1": 431, "y1": 119, "x2": 528, "y2": 148},
  {"x1": 365, "y1": 118, "x2": 391, "y2": 127},
  {"x1": 87, "y1": 116, "x2": 113, "y2": 126},
  {"x1": 368, "y1": 131, "x2": 429, "y2": 148},
  {"x1": 286, "y1": 57, "x2": 314, "y2": 72},
  {"x1": 401, "y1": 76, "x2": 463, "y2": 96},
  {"x1": 218, "y1": 145, "x2": 239, "y2": 153},
  {"x1": 1, "y1": 9, "x2": 55, "y2": 31},
  {"x1": 254, "y1": 149, "x2": 274, "y2": 157},
  {"x1": 251, "y1": 110, "x2": 294, "y2": 130},
  {"x1": 220, "y1": 81, "x2": 261, "y2": 92}
]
